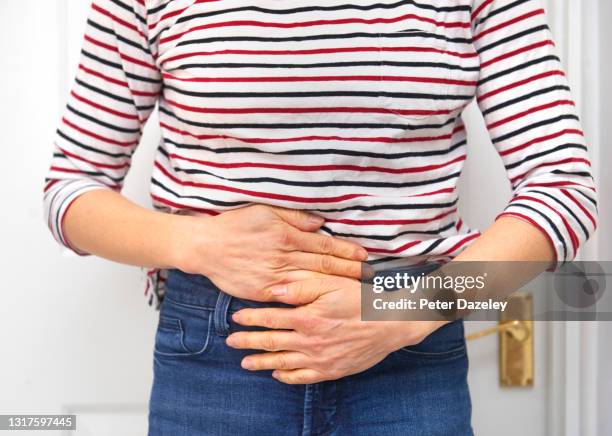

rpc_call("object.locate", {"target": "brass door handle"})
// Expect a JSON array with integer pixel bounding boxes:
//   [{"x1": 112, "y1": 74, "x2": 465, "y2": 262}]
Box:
[
  {"x1": 464, "y1": 293, "x2": 534, "y2": 387},
  {"x1": 465, "y1": 320, "x2": 530, "y2": 342}
]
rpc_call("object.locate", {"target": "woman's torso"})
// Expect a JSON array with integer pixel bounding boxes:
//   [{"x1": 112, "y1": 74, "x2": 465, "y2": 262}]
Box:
[{"x1": 147, "y1": 0, "x2": 481, "y2": 263}]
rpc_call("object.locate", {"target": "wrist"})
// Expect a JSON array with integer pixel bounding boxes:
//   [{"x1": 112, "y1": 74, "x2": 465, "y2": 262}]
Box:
[{"x1": 166, "y1": 213, "x2": 216, "y2": 274}]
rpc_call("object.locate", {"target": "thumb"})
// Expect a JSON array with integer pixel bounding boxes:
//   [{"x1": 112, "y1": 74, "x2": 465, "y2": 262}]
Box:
[{"x1": 272, "y1": 207, "x2": 325, "y2": 232}]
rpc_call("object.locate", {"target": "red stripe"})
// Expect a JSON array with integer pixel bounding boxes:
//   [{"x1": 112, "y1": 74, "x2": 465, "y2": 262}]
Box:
[
  {"x1": 164, "y1": 98, "x2": 453, "y2": 116},
  {"x1": 487, "y1": 100, "x2": 575, "y2": 130},
  {"x1": 169, "y1": 152, "x2": 466, "y2": 174},
  {"x1": 71, "y1": 91, "x2": 139, "y2": 120},
  {"x1": 163, "y1": 45, "x2": 476, "y2": 64},
  {"x1": 44, "y1": 179, "x2": 60, "y2": 193},
  {"x1": 163, "y1": 73, "x2": 475, "y2": 86},
  {"x1": 499, "y1": 129, "x2": 584, "y2": 157},
  {"x1": 85, "y1": 35, "x2": 157, "y2": 71},
  {"x1": 62, "y1": 117, "x2": 138, "y2": 147},
  {"x1": 525, "y1": 180, "x2": 596, "y2": 192},
  {"x1": 160, "y1": 14, "x2": 470, "y2": 45},
  {"x1": 149, "y1": 0, "x2": 220, "y2": 29},
  {"x1": 364, "y1": 240, "x2": 422, "y2": 255},
  {"x1": 58, "y1": 146, "x2": 129, "y2": 170},
  {"x1": 441, "y1": 232, "x2": 480, "y2": 255},
  {"x1": 79, "y1": 64, "x2": 158, "y2": 97},
  {"x1": 471, "y1": 0, "x2": 494, "y2": 22},
  {"x1": 325, "y1": 208, "x2": 456, "y2": 226},
  {"x1": 481, "y1": 40, "x2": 554, "y2": 70},
  {"x1": 155, "y1": 161, "x2": 370, "y2": 203},
  {"x1": 92, "y1": 3, "x2": 146, "y2": 39},
  {"x1": 159, "y1": 121, "x2": 452, "y2": 145},
  {"x1": 473, "y1": 9, "x2": 545, "y2": 42},
  {"x1": 561, "y1": 189, "x2": 597, "y2": 229},
  {"x1": 478, "y1": 70, "x2": 565, "y2": 103}
]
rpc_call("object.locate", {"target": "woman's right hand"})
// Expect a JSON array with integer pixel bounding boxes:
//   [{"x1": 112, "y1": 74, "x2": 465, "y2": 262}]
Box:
[{"x1": 170, "y1": 204, "x2": 369, "y2": 302}]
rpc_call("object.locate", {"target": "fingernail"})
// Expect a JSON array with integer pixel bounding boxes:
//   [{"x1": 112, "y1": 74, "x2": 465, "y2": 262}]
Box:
[
  {"x1": 308, "y1": 214, "x2": 324, "y2": 225},
  {"x1": 232, "y1": 312, "x2": 241, "y2": 322},
  {"x1": 226, "y1": 336, "x2": 236, "y2": 347},
  {"x1": 242, "y1": 358, "x2": 254, "y2": 369},
  {"x1": 356, "y1": 248, "x2": 368, "y2": 260},
  {"x1": 271, "y1": 285, "x2": 288, "y2": 296}
]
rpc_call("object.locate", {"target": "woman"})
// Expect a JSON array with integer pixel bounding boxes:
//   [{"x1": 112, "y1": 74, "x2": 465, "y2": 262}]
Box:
[{"x1": 43, "y1": 0, "x2": 597, "y2": 434}]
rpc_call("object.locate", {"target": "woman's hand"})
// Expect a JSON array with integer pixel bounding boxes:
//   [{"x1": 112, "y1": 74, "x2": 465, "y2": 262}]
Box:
[
  {"x1": 171, "y1": 205, "x2": 369, "y2": 302},
  {"x1": 225, "y1": 277, "x2": 447, "y2": 384}
]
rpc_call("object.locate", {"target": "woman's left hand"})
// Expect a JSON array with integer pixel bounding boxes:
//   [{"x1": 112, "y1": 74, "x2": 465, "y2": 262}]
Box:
[{"x1": 225, "y1": 277, "x2": 447, "y2": 384}]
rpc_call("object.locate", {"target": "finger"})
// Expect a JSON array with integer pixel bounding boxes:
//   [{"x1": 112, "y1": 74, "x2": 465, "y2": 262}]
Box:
[
  {"x1": 267, "y1": 277, "x2": 347, "y2": 306},
  {"x1": 271, "y1": 207, "x2": 325, "y2": 232},
  {"x1": 241, "y1": 352, "x2": 310, "y2": 371},
  {"x1": 272, "y1": 369, "x2": 326, "y2": 385},
  {"x1": 293, "y1": 231, "x2": 368, "y2": 261},
  {"x1": 232, "y1": 307, "x2": 300, "y2": 329},
  {"x1": 226, "y1": 331, "x2": 303, "y2": 352},
  {"x1": 287, "y1": 251, "x2": 363, "y2": 279}
]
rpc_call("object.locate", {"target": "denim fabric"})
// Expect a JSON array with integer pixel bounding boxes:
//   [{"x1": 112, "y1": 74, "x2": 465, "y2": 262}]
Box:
[{"x1": 148, "y1": 267, "x2": 472, "y2": 436}]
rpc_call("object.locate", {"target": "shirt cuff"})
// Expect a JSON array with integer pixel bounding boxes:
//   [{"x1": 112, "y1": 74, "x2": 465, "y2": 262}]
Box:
[{"x1": 43, "y1": 179, "x2": 109, "y2": 255}]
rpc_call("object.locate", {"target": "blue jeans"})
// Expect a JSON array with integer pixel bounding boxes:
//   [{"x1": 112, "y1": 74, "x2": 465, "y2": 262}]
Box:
[{"x1": 148, "y1": 267, "x2": 472, "y2": 436}]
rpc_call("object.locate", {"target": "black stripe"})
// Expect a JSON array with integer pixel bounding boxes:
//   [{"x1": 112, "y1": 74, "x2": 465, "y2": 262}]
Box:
[
  {"x1": 505, "y1": 143, "x2": 586, "y2": 171},
  {"x1": 417, "y1": 237, "x2": 446, "y2": 255},
  {"x1": 108, "y1": 0, "x2": 146, "y2": 25},
  {"x1": 151, "y1": 0, "x2": 471, "y2": 44},
  {"x1": 176, "y1": 31, "x2": 472, "y2": 48},
  {"x1": 474, "y1": 0, "x2": 532, "y2": 29},
  {"x1": 163, "y1": 84, "x2": 473, "y2": 101},
  {"x1": 66, "y1": 104, "x2": 141, "y2": 134},
  {"x1": 87, "y1": 18, "x2": 149, "y2": 54},
  {"x1": 151, "y1": 178, "x2": 250, "y2": 208},
  {"x1": 478, "y1": 25, "x2": 548, "y2": 55},
  {"x1": 81, "y1": 50, "x2": 161, "y2": 84},
  {"x1": 483, "y1": 85, "x2": 571, "y2": 116},
  {"x1": 574, "y1": 190, "x2": 597, "y2": 208},
  {"x1": 175, "y1": 60, "x2": 480, "y2": 73},
  {"x1": 320, "y1": 222, "x2": 456, "y2": 240},
  {"x1": 163, "y1": 137, "x2": 466, "y2": 160},
  {"x1": 478, "y1": 55, "x2": 560, "y2": 86},
  {"x1": 75, "y1": 77, "x2": 135, "y2": 106},
  {"x1": 491, "y1": 114, "x2": 579, "y2": 145},
  {"x1": 531, "y1": 189, "x2": 590, "y2": 239},
  {"x1": 173, "y1": 166, "x2": 462, "y2": 189},
  {"x1": 56, "y1": 131, "x2": 131, "y2": 159}
]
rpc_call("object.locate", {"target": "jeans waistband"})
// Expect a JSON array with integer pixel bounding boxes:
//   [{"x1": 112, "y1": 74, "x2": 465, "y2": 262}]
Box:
[
  {"x1": 163, "y1": 262, "x2": 442, "y2": 336},
  {"x1": 164, "y1": 262, "x2": 441, "y2": 308}
]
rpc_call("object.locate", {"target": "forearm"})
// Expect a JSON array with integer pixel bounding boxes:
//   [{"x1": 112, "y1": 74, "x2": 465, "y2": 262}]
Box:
[
  {"x1": 61, "y1": 189, "x2": 193, "y2": 269},
  {"x1": 453, "y1": 216, "x2": 555, "y2": 263}
]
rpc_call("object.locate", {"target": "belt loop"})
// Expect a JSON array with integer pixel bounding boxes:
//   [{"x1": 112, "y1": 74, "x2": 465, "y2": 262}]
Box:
[{"x1": 213, "y1": 290, "x2": 232, "y2": 337}]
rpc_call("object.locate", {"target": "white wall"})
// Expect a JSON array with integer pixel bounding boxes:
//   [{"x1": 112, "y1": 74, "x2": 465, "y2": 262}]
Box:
[{"x1": 0, "y1": 2, "x2": 157, "y2": 434}]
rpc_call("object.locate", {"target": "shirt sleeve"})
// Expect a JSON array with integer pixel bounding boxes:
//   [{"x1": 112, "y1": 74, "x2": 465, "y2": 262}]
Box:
[
  {"x1": 43, "y1": 0, "x2": 161, "y2": 254},
  {"x1": 471, "y1": 0, "x2": 598, "y2": 262}
]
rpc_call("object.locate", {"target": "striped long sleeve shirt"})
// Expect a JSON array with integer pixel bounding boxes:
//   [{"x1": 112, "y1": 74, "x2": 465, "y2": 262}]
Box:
[{"x1": 44, "y1": 0, "x2": 598, "y2": 307}]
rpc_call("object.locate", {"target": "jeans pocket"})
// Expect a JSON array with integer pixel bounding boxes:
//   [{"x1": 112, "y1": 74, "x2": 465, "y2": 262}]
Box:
[
  {"x1": 154, "y1": 299, "x2": 213, "y2": 358},
  {"x1": 393, "y1": 320, "x2": 467, "y2": 363}
]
